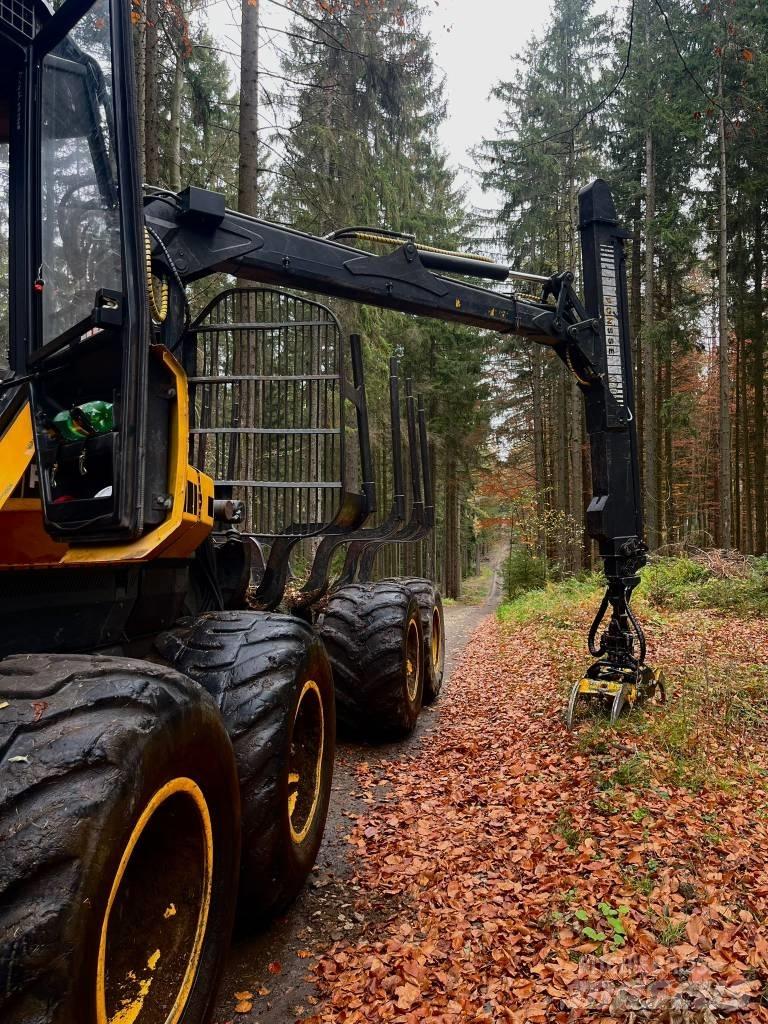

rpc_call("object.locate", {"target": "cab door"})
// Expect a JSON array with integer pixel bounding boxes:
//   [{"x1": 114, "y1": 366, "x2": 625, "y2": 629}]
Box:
[{"x1": 26, "y1": 0, "x2": 149, "y2": 541}]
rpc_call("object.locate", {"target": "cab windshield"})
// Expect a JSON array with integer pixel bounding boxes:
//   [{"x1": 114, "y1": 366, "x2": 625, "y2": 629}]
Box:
[{"x1": 39, "y1": 0, "x2": 122, "y2": 346}]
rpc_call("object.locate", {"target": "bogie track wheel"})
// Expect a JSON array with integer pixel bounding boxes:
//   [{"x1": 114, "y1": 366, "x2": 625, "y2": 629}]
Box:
[
  {"x1": 385, "y1": 578, "x2": 446, "y2": 704},
  {"x1": 319, "y1": 582, "x2": 424, "y2": 740},
  {"x1": 157, "y1": 612, "x2": 335, "y2": 923},
  {"x1": 0, "y1": 654, "x2": 240, "y2": 1024}
]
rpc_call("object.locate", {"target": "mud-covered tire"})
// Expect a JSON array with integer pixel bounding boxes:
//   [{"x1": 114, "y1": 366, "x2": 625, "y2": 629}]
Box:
[
  {"x1": 386, "y1": 578, "x2": 446, "y2": 704},
  {"x1": 319, "y1": 582, "x2": 424, "y2": 740},
  {"x1": 157, "y1": 612, "x2": 335, "y2": 922},
  {"x1": 0, "y1": 653, "x2": 240, "y2": 1024}
]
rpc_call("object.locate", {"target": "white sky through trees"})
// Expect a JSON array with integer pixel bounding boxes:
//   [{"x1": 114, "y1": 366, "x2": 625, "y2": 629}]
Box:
[{"x1": 208, "y1": 0, "x2": 620, "y2": 210}]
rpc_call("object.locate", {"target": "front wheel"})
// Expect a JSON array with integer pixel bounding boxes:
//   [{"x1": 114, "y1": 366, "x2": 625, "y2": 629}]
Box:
[{"x1": 0, "y1": 654, "x2": 240, "y2": 1024}]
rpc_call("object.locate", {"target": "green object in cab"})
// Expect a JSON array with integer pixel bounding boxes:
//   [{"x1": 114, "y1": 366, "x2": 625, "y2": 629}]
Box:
[{"x1": 52, "y1": 401, "x2": 114, "y2": 441}]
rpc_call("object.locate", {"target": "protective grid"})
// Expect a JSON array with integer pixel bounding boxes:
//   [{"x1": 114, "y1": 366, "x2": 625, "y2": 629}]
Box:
[
  {"x1": 0, "y1": 0, "x2": 37, "y2": 37},
  {"x1": 188, "y1": 288, "x2": 347, "y2": 538}
]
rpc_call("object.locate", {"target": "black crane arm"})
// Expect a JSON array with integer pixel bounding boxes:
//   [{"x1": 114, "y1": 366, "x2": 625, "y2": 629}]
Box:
[
  {"x1": 146, "y1": 190, "x2": 579, "y2": 350},
  {"x1": 145, "y1": 179, "x2": 653, "y2": 695}
]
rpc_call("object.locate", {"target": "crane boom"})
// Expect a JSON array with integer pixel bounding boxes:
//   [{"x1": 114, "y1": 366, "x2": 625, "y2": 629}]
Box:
[{"x1": 145, "y1": 179, "x2": 654, "y2": 704}]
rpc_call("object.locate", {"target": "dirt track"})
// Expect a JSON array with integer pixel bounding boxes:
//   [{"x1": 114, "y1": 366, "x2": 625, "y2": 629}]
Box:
[{"x1": 214, "y1": 558, "x2": 502, "y2": 1023}]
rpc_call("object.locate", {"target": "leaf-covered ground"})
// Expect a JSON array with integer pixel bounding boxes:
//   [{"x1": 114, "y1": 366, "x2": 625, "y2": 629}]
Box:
[{"x1": 303, "y1": 597, "x2": 768, "y2": 1023}]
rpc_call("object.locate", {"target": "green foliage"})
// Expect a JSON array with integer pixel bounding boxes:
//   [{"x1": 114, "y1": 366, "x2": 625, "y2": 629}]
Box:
[
  {"x1": 503, "y1": 547, "x2": 547, "y2": 601},
  {"x1": 554, "y1": 810, "x2": 583, "y2": 850},
  {"x1": 595, "y1": 754, "x2": 651, "y2": 792},
  {"x1": 499, "y1": 554, "x2": 768, "y2": 625},
  {"x1": 475, "y1": 0, "x2": 608, "y2": 271},
  {"x1": 639, "y1": 556, "x2": 768, "y2": 614},
  {"x1": 656, "y1": 917, "x2": 686, "y2": 947},
  {"x1": 497, "y1": 573, "x2": 602, "y2": 625},
  {"x1": 612, "y1": 755, "x2": 651, "y2": 791},
  {"x1": 572, "y1": 901, "x2": 630, "y2": 951},
  {"x1": 271, "y1": 0, "x2": 461, "y2": 243}
]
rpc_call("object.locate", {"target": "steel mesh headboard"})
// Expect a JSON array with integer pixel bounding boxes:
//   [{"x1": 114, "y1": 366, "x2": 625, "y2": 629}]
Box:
[
  {"x1": 0, "y1": 0, "x2": 37, "y2": 37},
  {"x1": 187, "y1": 287, "x2": 352, "y2": 538}
]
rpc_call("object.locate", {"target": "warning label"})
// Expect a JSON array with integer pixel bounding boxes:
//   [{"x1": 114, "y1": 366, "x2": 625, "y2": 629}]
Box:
[{"x1": 600, "y1": 243, "x2": 625, "y2": 405}]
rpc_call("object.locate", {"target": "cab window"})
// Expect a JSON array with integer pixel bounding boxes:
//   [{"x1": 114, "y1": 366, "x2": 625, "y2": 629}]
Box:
[{"x1": 39, "y1": 0, "x2": 121, "y2": 345}]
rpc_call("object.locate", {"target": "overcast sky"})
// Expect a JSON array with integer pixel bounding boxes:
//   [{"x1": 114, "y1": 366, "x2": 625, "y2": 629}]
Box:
[
  {"x1": 422, "y1": 0, "x2": 543, "y2": 206},
  {"x1": 209, "y1": 0, "x2": 620, "y2": 209}
]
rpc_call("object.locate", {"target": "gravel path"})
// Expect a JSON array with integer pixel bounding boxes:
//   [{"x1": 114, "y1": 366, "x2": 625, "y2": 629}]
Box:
[{"x1": 214, "y1": 557, "x2": 502, "y2": 1023}]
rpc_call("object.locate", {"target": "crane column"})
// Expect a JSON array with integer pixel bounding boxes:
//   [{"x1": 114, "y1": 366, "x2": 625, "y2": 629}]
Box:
[{"x1": 564, "y1": 179, "x2": 664, "y2": 728}]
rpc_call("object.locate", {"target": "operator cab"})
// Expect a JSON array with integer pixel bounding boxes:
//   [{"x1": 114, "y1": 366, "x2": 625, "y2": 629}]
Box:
[{"x1": 0, "y1": 0, "x2": 153, "y2": 543}]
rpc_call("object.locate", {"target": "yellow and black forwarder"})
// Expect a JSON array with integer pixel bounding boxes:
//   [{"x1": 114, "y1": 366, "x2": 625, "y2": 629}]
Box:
[{"x1": 0, "y1": 0, "x2": 659, "y2": 1020}]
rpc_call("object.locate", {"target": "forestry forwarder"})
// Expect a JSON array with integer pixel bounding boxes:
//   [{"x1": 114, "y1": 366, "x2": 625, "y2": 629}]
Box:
[{"x1": 0, "y1": 0, "x2": 663, "y2": 1020}]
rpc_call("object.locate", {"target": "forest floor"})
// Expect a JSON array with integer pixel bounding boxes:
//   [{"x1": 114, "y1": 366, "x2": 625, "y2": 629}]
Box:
[
  {"x1": 215, "y1": 550, "x2": 503, "y2": 1024},
  {"x1": 216, "y1": 558, "x2": 768, "y2": 1024}
]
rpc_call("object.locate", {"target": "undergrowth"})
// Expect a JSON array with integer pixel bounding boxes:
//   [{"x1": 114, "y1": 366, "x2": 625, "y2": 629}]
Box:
[
  {"x1": 497, "y1": 554, "x2": 768, "y2": 792},
  {"x1": 639, "y1": 554, "x2": 768, "y2": 614},
  {"x1": 497, "y1": 572, "x2": 602, "y2": 625},
  {"x1": 497, "y1": 553, "x2": 768, "y2": 622}
]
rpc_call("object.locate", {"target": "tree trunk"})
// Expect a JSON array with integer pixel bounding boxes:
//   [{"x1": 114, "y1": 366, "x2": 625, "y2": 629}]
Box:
[
  {"x1": 642, "y1": 127, "x2": 658, "y2": 549},
  {"x1": 239, "y1": 0, "x2": 260, "y2": 217},
  {"x1": 133, "y1": 3, "x2": 146, "y2": 181},
  {"x1": 717, "y1": 66, "x2": 732, "y2": 549},
  {"x1": 631, "y1": 197, "x2": 643, "y2": 454},
  {"x1": 742, "y1": 326, "x2": 753, "y2": 553},
  {"x1": 443, "y1": 451, "x2": 460, "y2": 600},
  {"x1": 144, "y1": 0, "x2": 161, "y2": 185},
  {"x1": 569, "y1": 376, "x2": 583, "y2": 571},
  {"x1": 234, "y1": 1, "x2": 260, "y2": 497},
  {"x1": 555, "y1": 372, "x2": 569, "y2": 569},
  {"x1": 735, "y1": 222, "x2": 749, "y2": 552},
  {"x1": 754, "y1": 203, "x2": 766, "y2": 554},
  {"x1": 169, "y1": 54, "x2": 183, "y2": 193},
  {"x1": 531, "y1": 346, "x2": 546, "y2": 557},
  {"x1": 428, "y1": 336, "x2": 438, "y2": 580},
  {"x1": 664, "y1": 336, "x2": 673, "y2": 545},
  {"x1": 735, "y1": 328, "x2": 742, "y2": 551}
]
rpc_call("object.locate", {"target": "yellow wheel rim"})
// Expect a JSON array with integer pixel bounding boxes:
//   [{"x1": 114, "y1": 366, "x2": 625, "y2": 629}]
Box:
[
  {"x1": 405, "y1": 617, "x2": 421, "y2": 703},
  {"x1": 96, "y1": 777, "x2": 213, "y2": 1024},
  {"x1": 430, "y1": 605, "x2": 442, "y2": 670},
  {"x1": 288, "y1": 680, "x2": 325, "y2": 845}
]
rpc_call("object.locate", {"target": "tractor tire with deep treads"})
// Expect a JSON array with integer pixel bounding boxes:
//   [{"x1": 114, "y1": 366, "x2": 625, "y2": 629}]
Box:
[
  {"x1": 156, "y1": 611, "x2": 335, "y2": 923},
  {"x1": 0, "y1": 653, "x2": 240, "y2": 1024},
  {"x1": 318, "y1": 582, "x2": 424, "y2": 740},
  {"x1": 384, "y1": 578, "x2": 446, "y2": 705}
]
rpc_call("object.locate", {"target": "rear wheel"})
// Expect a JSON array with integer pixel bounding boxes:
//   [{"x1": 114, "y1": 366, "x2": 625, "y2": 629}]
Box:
[
  {"x1": 0, "y1": 654, "x2": 240, "y2": 1024},
  {"x1": 319, "y1": 582, "x2": 424, "y2": 740},
  {"x1": 157, "y1": 611, "x2": 335, "y2": 922}
]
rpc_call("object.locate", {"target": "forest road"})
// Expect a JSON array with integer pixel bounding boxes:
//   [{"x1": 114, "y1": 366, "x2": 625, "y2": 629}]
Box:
[{"x1": 214, "y1": 552, "x2": 503, "y2": 1023}]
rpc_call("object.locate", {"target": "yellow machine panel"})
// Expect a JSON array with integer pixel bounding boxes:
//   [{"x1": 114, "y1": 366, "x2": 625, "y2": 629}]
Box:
[
  {"x1": 0, "y1": 401, "x2": 35, "y2": 512},
  {"x1": 0, "y1": 349, "x2": 214, "y2": 568}
]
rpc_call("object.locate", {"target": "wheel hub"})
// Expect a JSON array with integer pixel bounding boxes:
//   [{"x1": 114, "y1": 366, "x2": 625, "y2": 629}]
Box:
[
  {"x1": 405, "y1": 617, "x2": 421, "y2": 703},
  {"x1": 430, "y1": 605, "x2": 442, "y2": 670},
  {"x1": 96, "y1": 778, "x2": 213, "y2": 1024},
  {"x1": 288, "y1": 680, "x2": 325, "y2": 845}
]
